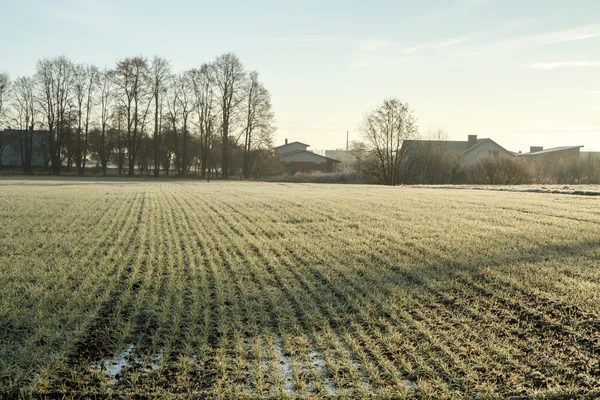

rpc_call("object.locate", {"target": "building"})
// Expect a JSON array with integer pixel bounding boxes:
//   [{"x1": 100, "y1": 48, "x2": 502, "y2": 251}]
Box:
[
  {"x1": 516, "y1": 145, "x2": 583, "y2": 165},
  {"x1": 324, "y1": 149, "x2": 355, "y2": 171},
  {"x1": 401, "y1": 135, "x2": 514, "y2": 165},
  {"x1": 275, "y1": 140, "x2": 340, "y2": 173},
  {"x1": 0, "y1": 129, "x2": 48, "y2": 169}
]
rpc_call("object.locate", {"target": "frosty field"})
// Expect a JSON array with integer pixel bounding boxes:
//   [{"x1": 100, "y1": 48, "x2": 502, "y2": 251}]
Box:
[{"x1": 1, "y1": 178, "x2": 599, "y2": 398}]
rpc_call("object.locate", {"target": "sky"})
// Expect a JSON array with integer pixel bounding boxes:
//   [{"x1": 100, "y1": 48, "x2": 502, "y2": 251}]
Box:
[{"x1": 1, "y1": 0, "x2": 599, "y2": 152}]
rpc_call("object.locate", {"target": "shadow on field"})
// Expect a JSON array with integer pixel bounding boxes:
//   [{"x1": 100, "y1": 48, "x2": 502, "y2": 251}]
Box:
[
  {"x1": 17, "y1": 235, "x2": 600, "y2": 398},
  {"x1": 300, "y1": 237, "x2": 600, "y2": 395}
]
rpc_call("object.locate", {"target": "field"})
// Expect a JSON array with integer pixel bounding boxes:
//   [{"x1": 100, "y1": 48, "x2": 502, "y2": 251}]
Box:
[{"x1": 1, "y1": 178, "x2": 600, "y2": 399}]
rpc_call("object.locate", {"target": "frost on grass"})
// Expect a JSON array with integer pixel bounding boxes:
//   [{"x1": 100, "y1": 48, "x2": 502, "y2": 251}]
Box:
[
  {"x1": 404, "y1": 378, "x2": 418, "y2": 390},
  {"x1": 273, "y1": 335, "x2": 294, "y2": 395},
  {"x1": 90, "y1": 345, "x2": 166, "y2": 383},
  {"x1": 350, "y1": 358, "x2": 374, "y2": 392},
  {"x1": 309, "y1": 349, "x2": 336, "y2": 394},
  {"x1": 5, "y1": 180, "x2": 600, "y2": 397}
]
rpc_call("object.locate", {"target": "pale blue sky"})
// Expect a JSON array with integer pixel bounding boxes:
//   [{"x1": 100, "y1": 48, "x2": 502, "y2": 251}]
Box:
[{"x1": 1, "y1": 0, "x2": 599, "y2": 151}]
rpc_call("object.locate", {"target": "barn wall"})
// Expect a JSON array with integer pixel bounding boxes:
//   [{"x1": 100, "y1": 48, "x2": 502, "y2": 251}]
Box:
[{"x1": 282, "y1": 161, "x2": 336, "y2": 173}]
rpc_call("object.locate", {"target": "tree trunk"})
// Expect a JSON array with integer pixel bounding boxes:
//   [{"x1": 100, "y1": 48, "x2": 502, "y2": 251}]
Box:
[{"x1": 222, "y1": 118, "x2": 229, "y2": 179}]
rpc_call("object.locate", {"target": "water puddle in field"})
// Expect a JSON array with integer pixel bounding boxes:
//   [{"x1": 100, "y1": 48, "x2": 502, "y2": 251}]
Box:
[
  {"x1": 91, "y1": 343, "x2": 135, "y2": 383},
  {"x1": 91, "y1": 345, "x2": 166, "y2": 383}
]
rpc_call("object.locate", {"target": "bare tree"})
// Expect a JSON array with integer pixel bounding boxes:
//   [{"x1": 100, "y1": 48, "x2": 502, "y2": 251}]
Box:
[
  {"x1": 212, "y1": 53, "x2": 245, "y2": 179},
  {"x1": 73, "y1": 64, "x2": 86, "y2": 173},
  {"x1": 73, "y1": 64, "x2": 99, "y2": 175},
  {"x1": 166, "y1": 71, "x2": 195, "y2": 175},
  {"x1": 354, "y1": 98, "x2": 418, "y2": 185},
  {"x1": 176, "y1": 71, "x2": 194, "y2": 175},
  {"x1": 401, "y1": 129, "x2": 464, "y2": 184},
  {"x1": 191, "y1": 64, "x2": 217, "y2": 179},
  {"x1": 81, "y1": 66, "x2": 99, "y2": 174},
  {"x1": 0, "y1": 72, "x2": 10, "y2": 170},
  {"x1": 97, "y1": 68, "x2": 114, "y2": 176},
  {"x1": 112, "y1": 105, "x2": 127, "y2": 174},
  {"x1": 165, "y1": 77, "x2": 180, "y2": 174},
  {"x1": 36, "y1": 56, "x2": 74, "y2": 175},
  {"x1": 241, "y1": 71, "x2": 275, "y2": 179},
  {"x1": 150, "y1": 56, "x2": 171, "y2": 177},
  {"x1": 113, "y1": 57, "x2": 151, "y2": 175},
  {"x1": 10, "y1": 76, "x2": 38, "y2": 174},
  {"x1": 0, "y1": 72, "x2": 9, "y2": 127}
]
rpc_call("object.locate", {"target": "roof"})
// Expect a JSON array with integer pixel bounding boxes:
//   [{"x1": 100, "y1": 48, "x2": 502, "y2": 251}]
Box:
[
  {"x1": 280, "y1": 149, "x2": 341, "y2": 163},
  {"x1": 462, "y1": 138, "x2": 513, "y2": 155},
  {"x1": 274, "y1": 141, "x2": 310, "y2": 149},
  {"x1": 402, "y1": 138, "x2": 512, "y2": 155},
  {"x1": 402, "y1": 139, "x2": 480, "y2": 153},
  {"x1": 516, "y1": 146, "x2": 584, "y2": 156}
]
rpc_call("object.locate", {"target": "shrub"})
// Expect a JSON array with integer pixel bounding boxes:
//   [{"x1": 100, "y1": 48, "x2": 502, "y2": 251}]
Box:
[
  {"x1": 467, "y1": 156, "x2": 532, "y2": 185},
  {"x1": 265, "y1": 171, "x2": 362, "y2": 184}
]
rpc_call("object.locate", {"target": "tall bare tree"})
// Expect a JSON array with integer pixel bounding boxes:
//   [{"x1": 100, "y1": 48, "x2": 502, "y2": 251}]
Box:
[
  {"x1": 401, "y1": 129, "x2": 464, "y2": 184},
  {"x1": 73, "y1": 64, "x2": 99, "y2": 174},
  {"x1": 150, "y1": 56, "x2": 171, "y2": 177},
  {"x1": 0, "y1": 72, "x2": 9, "y2": 128},
  {"x1": 191, "y1": 64, "x2": 216, "y2": 179},
  {"x1": 212, "y1": 53, "x2": 245, "y2": 179},
  {"x1": 36, "y1": 56, "x2": 74, "y2": 175},
  {"x1": 0, "y1": 72, "x2": 11, "y2": 169},
  {"x1": 73, "y1": 64, "x2": 86, "y2": 173},
  {"x1": 97, "y1": 68, "x2": 113, "y2": 176},
  {"x1": 10, "y1": 77, "x2": 37, "y2": 174},
  {"x1": 241, "y1": 71, "x2": 275, "y2": 179},
  {"x1": 113, "y1": 57, "x2": 150, "y2": 175},
  {"x1": 354, "y1": 98, "x2": 418, "y2": 185},
  {"x1": 169, "y1": 71, "x2": 194, "y2": 175},
  {"x1": 112, "y1": 105, "x2": 127, "y2": 174},
  {"x1": 81, "y1": 66, "x2": 99, "y2": 174}
]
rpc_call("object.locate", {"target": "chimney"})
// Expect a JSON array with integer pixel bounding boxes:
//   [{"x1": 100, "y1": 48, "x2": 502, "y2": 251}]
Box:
[
  {"x1": 530, "y1": 146, "x2": 543, "y2": 153},
  {"x1": 468, "y1": 135, "x2": 477, "y2": 148},
  {"x1": 285, "y1": 138, "x2": 288, "y2": 145}
]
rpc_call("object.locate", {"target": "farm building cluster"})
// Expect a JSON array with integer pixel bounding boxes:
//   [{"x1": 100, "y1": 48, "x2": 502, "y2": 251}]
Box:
[{"x1": 1, "y1": 127, "x2": 597, "y2": 179}]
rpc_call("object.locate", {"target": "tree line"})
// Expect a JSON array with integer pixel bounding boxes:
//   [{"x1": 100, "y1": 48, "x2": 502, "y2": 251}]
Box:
[{"x1": 0, "y1": 53, "x2": 277, "y2": 178}]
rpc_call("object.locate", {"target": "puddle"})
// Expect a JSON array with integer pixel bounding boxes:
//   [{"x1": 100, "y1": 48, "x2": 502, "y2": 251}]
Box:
[
  {"x1": 91, "y1": 343, "x2": 135, "y2": 383},
  {"x1": 91, "y1": 345, "x2": 166, "y2": 383}
]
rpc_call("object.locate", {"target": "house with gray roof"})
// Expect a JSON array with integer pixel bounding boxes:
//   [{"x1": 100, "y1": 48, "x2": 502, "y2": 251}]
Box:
[
  {"x1": 275, "y1": 139, "x2": 340, "y2": 173},
  {"x1": 401, "y1": 135, "x2": 514, "y2": 165},
  {"x1": 516, "y1": 145, "x2": 583, "y2": 165}
]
